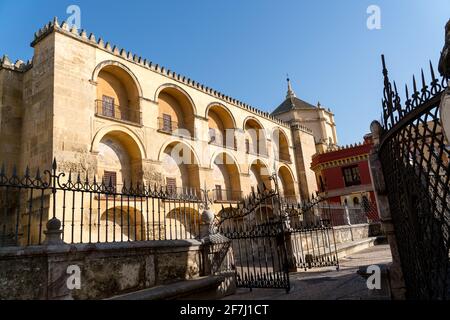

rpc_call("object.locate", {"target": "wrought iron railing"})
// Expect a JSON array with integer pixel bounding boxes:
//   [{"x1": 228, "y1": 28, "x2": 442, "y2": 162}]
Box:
[
  {"x1": 245, "y1": 139, "x2": 268, "y2": 157},
  {"x1": 209, "y1": 132, "x2": 237, "y2": 150},
  {"x1": 377, "y1": 55, "x2": 450, "y2": 299},
  {"x1": 157, "y1": 117, "x2": 179, "y2": 134},
  {"x1": 210, "y1": 189, "x2": 242, "y2": 203},
  {"x1": 95, "y1": 100, "x2": 142, "y2": 125},
  {"x1": 283, "y1": 201, "x2": 370, "y2": 227},
  {"x1": 0, "y1": 161, "x2": 201, "y2": 247}
]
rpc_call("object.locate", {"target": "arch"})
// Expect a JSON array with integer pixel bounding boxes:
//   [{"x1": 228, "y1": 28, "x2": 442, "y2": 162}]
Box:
[
  {"x1": 99, "y1": 207, "x2": 146, "y2": 242},
  {"x1": 278, "y1": 165, "x2": 296, "y2": 198},
  {"x1": 249, "y1": 159, "x2": 273, "y2": 190},
  {"x1": 207, "y1": 103, "x2": 237, "y2": 148},
  {"x1": 91, "y1": 125, "x2": 147, "y2": 159},
  {"x1": 209, "y1": 150, "x2": 241, "y2": 174},
  {"x1": 211, "y1": 152, "x2": 242, "y2": 202},
  {"x1": 277, "y1": 163, "x2": 296, "y2": 182},
  {"x1": 205, "y1": 102, "x2": 237, "y2": 128},
  {"x1": 273, "y1": 127, "x2": 291, "y2": 162},
  {"x1": 248, "y1": 158, "x2": 271, "y2": 175},
  {"x1": 166, "y1": 207, "x2": 200, "y2": 239},
  {"x1": 243, "y1": 116, "x2": 268, "y2": 156},
  {"x1": 92, "y1": 60, "x2": 143, "y2": 98},
  {"x1": 159, "y1": 140, "x2": 201, "y2": 195},
  {"x1": 243, "y1": 116, "x2": 265, "y2": 131},
  {"x1": 154, "y1": 83, "x2": 197, "y2": 115},
  {"x1": 157, "y1": 139, "x2": 201, "y2": 166}
]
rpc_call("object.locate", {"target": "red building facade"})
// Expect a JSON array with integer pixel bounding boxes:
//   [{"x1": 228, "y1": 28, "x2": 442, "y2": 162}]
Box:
[{"x1": 311, "y1": 134, "x2": 379, "y2": 220}]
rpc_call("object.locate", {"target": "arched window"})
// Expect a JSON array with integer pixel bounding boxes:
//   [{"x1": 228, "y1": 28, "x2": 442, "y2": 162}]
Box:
[
  {"x1": 244, "y1": 118, "x2": 267, "y2": 156},
  {"x1": 211, "y1": 153, "x2": 242, "y2": 202},
  {"x1": 207, "y1": 105, "x2": 236, "y2": 149},
  {"x1": 95, "y1": 64, "x2": 141, "y2": 124},
  {"x1": 273, "y1": 128, "x2": 291, "y2": 163},
  {"x1": 157, "y1": 86, "x2": 196, "y2": 138}
]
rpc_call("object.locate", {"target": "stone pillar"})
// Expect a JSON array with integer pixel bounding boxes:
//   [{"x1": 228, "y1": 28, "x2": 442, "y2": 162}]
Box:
[
  {"x1": 198, "y1": 207, "x2": 237, "y2": 296},
  {"x1": 199, "y1": 207, "x2": 217, "y2": 276},
  {"x1": 368, "y1": 120, "x2": 406, "y2": 299},
  {"x1": 43, "y1": 217, "x2": 64, "y2": 246}
]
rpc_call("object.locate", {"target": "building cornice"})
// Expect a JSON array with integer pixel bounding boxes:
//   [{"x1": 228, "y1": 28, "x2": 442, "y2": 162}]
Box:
[
  {"x1": 311, "y1": 153, "x2": 370, "y2": 172},
  {"x1": 31, "y1": 17, "x2": 291, "y2": 129}
]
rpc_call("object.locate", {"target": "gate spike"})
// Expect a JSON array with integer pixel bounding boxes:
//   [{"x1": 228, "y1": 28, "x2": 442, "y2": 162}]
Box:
[
  {"x1": 12, "y1": 165, "x2": 17, "y2": 178},
  {"x1": 52, "y1": 158, "x2": 57, "y2": 171},
  {"x1": 405, "y1": 84, "x2": 410, "y2": 99},
  {"x1": 76, "y1": 172, "x2": 81, "y2": 183},
  {"x1": 421, "y1": 68, "x2": 427, "y2": 89},
  {"x1": 25, "y1": 166, "x2": 30, "y2": 178},
  {"x1": 0, "y1": 163, "x2": 5, "y2": 176},
  {"x1": 430, "y1": 60, "x2": 437, "y2": 81},
  {"x1": 412, "y1": 75, "x2": 418, "y2": 94}
]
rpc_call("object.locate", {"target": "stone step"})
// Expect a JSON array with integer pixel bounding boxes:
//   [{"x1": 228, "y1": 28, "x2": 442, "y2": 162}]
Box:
[
  {"x1": 106, "y1": 275, "x2": 228, "y2": 300},
  {"x1": 291, "y1": 237, "x2": 378, "y2": 270},
  {"x1": 336, "y1": 237, "x2": 378, "y2": 259}
]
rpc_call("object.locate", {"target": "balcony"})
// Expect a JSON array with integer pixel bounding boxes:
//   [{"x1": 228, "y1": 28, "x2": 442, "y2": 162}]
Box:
[
  {"x1": 158, "y1": 117, "x2": 179, "y2": 134},
  {"x1": 95, "y1": 100, "x2": 142, "y2": 125},
  {"x1": 209, "y1": 131, "x2": 237, "y2": 151},
  {"x1": 164, "y1": 186, "x2": 201, "y2": 200},
  {"x1": 276, "y1": 152, "x2": 292, "y2": 164},
  {"x1": 211, "y1": 189, "x2": 243, "y2": 203},
  {"x1": 245, "y1": 139, "x2": 268, "y2": 157}
]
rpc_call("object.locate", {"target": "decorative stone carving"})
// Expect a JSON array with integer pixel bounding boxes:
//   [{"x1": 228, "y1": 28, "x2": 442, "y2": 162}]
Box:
[{"x1": 142, "y1": 164, "x2": 164, "y2": 186}]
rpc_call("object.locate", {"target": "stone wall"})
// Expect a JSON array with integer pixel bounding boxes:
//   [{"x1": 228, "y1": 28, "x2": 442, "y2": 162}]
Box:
[
  {"x1": 0, "y1": 240, "x2": 203, "y2": 300},
  {"x1": 333, "y1": 224, "x2": 370, "y2": 244}
]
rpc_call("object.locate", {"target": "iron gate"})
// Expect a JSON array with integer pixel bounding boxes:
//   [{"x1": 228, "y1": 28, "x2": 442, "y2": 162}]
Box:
[
  {"x1": 214, "y1": 182, "x2": 339, "y2": 292},
  {"x1": 216, "y1": 187, "x2": 291, "y2": 292},
  {"x1": 377, "y1": 55, "x2": 450, "y2": 299},
  {"x1": 283, "y1": 198, "x2": 339, "y2": 271}
]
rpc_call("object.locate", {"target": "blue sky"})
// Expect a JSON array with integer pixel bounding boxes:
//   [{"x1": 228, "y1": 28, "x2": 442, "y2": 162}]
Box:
[{"x1": 0, "y1": 0, "x2": 448, "y2": 145}]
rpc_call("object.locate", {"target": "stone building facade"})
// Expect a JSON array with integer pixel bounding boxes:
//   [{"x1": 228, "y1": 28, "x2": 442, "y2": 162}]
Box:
[{"x1": 0, "y1": 19, "x2": 338, "y2": 242}]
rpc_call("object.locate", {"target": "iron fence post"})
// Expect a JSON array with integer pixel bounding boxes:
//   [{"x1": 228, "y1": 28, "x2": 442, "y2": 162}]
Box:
[
  {"x1": 369, "y1": 120, "x2": 407, "y2": 299},
  {"x1": 344, "y1": 204, "x2": 351, "y2": 225}
]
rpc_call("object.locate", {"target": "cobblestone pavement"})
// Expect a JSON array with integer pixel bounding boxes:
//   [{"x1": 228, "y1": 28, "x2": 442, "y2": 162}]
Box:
[{"x1": 223, "y1": 244, "x2": 393, "y2": 300}]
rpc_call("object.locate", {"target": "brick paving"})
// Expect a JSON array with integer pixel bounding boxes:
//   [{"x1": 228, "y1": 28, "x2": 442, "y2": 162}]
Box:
[{"x1": 223, "y1": 244, "x2": 393, "y2": 300}]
